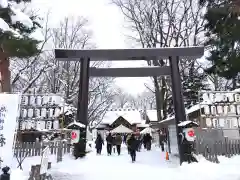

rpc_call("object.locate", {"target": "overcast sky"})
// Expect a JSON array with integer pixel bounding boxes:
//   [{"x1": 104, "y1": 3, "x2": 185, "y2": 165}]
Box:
[{"x1": 31, "y1": 0, "x2": 151, "y2": 95}]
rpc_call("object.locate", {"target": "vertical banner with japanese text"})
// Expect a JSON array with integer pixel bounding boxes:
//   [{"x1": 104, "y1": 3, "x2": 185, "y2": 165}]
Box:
[{"x1": 0, "y1": 94, "x2": 21, "y2": 168}]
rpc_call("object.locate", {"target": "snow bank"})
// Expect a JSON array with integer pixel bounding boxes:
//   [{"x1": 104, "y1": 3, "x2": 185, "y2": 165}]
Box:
[{"x1": 178, "y1": 155, "x2": 240, "y2": 180}]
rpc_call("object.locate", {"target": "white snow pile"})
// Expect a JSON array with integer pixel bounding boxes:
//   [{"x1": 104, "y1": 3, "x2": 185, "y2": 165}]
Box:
[{"x1": 0, "y1": 0, "x2": 43, "y2": 40}]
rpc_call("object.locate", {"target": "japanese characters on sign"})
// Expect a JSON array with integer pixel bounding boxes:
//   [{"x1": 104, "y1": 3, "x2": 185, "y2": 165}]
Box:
[
  {"x1": 0, "y1": 105, "x2": 7, "y2": 167},
  {"x1": 0, "y1": 94, "x2": 21, "y2": 169}
]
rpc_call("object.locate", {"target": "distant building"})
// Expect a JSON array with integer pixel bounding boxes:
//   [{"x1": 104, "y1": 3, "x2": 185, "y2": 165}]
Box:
[{"x1": 96, "y1": 109, "x2": 143, "y2": 131}]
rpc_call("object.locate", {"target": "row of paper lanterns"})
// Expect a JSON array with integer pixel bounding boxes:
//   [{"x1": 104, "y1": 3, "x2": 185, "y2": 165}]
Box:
[
  {"x1": 19, "y1": 107, "x2": 62, "y2": 118},
  {"x1": 202, "y1": 92, "x2": 240, "y2": 103},
  {"x1": 205, "y1": 118, "x2": 239, "y2": 128},
  {"x1": 19, "y1": 120, "x2": 60, "y2": 130},
  {"x1": 21, "y1": 95, "x2": 64, "y2": 106},
  {"x1": 203, "y1": 105, "x2": 240, "y2": 115}
]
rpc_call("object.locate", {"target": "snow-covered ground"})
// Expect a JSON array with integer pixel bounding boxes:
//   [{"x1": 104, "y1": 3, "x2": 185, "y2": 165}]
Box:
[{"x1": 10, "y1": 145, "x2": 240, "y2": 180}]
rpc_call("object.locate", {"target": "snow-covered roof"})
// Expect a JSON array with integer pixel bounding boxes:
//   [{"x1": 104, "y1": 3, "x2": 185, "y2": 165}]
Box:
[
  {"x1": 137, "y1": 120, "x2": 149, "y2": 128},
  {"x1": 178, "y1": 121, "x2": 199, "y2": 127},
  {"x1": 111, "y1": 124, "x2": 133, "y2": 133},
  {"x1": 101, "y1": 109, "x2": 142, "y2": 125},
  {"x1": 146, "y1": 110, "x2": 158, "y2": 122},
  {"x1": 140, "y1": 127, "x2": 155, "y2": 134},
  {"x1": 160, "y1": 104, "x2": 205, "y2": 123},
  {"x1": 67, "y1": 121, "x2": 86, "y2": 128}
]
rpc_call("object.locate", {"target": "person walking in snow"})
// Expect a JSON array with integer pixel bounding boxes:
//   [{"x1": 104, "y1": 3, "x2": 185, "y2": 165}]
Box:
[
  {"x1": 115, "y1": 133, "x2": 122, "y2": 155},
  {"x1": 126, "y1": 133, "x2": 132, "y2": 154},
  {"x1": 95, "y1": 133, "x2": 104, "y2": 155},
  {"x1": 144, "y1": 133, "x2": 152, "y2": 151},
  {"x1": 106, "y1": 132, "x2": 114, "y2": 155},
  {"x1": 127, "y1": 134, "x2": 138, "y2": 162}
]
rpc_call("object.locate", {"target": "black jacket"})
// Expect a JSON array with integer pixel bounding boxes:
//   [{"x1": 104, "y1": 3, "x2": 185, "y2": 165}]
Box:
[
  {"x1": 127, "y1": 136, "x2": 138, "y2": 150},
  {"x1": 95, "y1": 135, "x2": 104, "y2": 149},
  {"x1": 106, "y1": 135, "x2": 114, "y2": 144}
]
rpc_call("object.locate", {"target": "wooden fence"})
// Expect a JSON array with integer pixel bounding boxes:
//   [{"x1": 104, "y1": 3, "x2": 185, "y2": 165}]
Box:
[
  {"x1": 14, "y1": 140, "x2": 71, "y2": 161},
  {"x1": 194, "y1": 128, "x2": 240, "y2": 163}
]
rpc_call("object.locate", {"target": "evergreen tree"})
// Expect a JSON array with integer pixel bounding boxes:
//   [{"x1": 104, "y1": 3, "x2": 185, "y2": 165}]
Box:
[
  {"x1": 200, "y1": 0, "x2": 240, "y2": 83},
  {"x1": 167, "y1": 64, "x2": 209, "y2": 116},
  {"x1": 0, "y1": 0, "x2": 41, "y2": 92}
]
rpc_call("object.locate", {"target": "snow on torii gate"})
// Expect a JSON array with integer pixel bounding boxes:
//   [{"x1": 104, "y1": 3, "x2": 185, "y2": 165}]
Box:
[{"x1": 54, "y1": 47, "x2": 204, "y2": 164}]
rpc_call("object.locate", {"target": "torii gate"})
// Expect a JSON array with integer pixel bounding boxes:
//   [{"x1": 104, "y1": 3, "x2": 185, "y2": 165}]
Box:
[{"x1": 55, "y1": 47, "x2": 204, "y2": 164}]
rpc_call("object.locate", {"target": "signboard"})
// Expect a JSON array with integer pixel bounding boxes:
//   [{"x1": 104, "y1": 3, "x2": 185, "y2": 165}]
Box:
[
  {"x1": 40, "y1": 146, "x2": 50, "y2": 174},
  {"x1": 168, "y1": 124, "x2": 179, "y2": 155},
  {"x1": 0, "y1": 94, "x2": 21, "y2": 168},
  {"x1": 71, "y1": 130, "x2": 80, "y2": 144}
]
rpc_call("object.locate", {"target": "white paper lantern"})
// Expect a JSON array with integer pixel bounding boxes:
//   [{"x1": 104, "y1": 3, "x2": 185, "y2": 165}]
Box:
[
  {"x1": 211, "y1": 106, "x2": 217, "y2": 114},
  {"x1": 229, "y1": 105, "x2": 236, "y2": 113},
  {"x1": 235, "y1": 94, "x2": 240, "y2": 102},
  {"x1": 20, "y1": 121, "x2": 25, "y2": 130},
  {"x1": 30, "y1": 96, "x2": 35, "y2": 105},
  {"x1": 202, "y1": 93, "x2": 210, "y2": 103},
  {"x1": 36, "y1": 121, "x2": 41, "y2": 129},
  {"x1": 22, "y1": 109, "x2": 27, "y2": 118},
  {"x1": 224, "y1": 105, "x2": 229, "y2": 114},
  {"x1": 26, "y1": 120, "x2": 32, "y2": 129},
  {"x1": 42, "y1": 96, "x2": 49, "y2": 105},
  {"x1": 228, "y1": 93, "x2": 234, "y2": 102},
  {"x1": 28, "y1": 108, "x2": 33, "y2": 118},
  {"x1": 46, "y1": 121, "x2": 52, "y2": 130},
  {"x1": 22, "y1": 96, "x2": 28, "y2": 105},
  {"x1": 206, "y1": 118, "x2": 212, "y2": 127},
  {"x1": 49, "y1": 108, "x2": 54, "y2": 118},
  {"x1": 204, "y1": 106, "x2": 210, "y2": 114},
  {"x1": 237, "y1": 105, "x2": 240, "y2": 114},
  {"x1": 40, "y1": 121, "x2": 45, "y2": 129},
  {"x1": 53, "y1": 120, "x2": 59, "y2": 129},
  {"x1": 54, "y1": 108, "x2": 61, "y2": 117},
  {"x1": 41, "y1": 108, "x2": 47, "y2": 118},
  {"x1": 222, "y1": 94, "x2": 228, "y2": 102},
  {"x1": 35, "y1": 109, "x2": 40, "y2": 117},
  {"x1": 36, "y1": 96, "x2": 42, "y2": 105},
  {"x1": 209, "y1": 93, "x2": 216, "y2": 103},
  {"x1": 217, "y1": 105, "x2": 223, "y2": 114}
]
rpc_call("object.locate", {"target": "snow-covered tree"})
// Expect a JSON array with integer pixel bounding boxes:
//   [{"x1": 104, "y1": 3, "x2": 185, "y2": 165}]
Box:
[
  {"x1": 0, "y1": 0, "x2": 42, "y2": 92},
  {"x1": 40, "y1": 16, "x2": 116, "y2": 127},
  {"x1": 11, "y1": 11, "x2": 51, "y2": 93}
]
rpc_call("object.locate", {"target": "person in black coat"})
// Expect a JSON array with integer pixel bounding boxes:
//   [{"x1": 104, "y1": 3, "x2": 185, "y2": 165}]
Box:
[
  {"x1": 143, "y1": 133, "x2": 152, "y2": 150},
  {"x1": 0, "y1": 166, "x2": 10, "y2": 180},
  {"x1": 127, "y1": 134, "x2": 138, "y2": 162},
  {"x1": 106, "y1": 133, "x2": 114, "y2": 155},
  {"x1": 95, "y1": 133, "x2": 104, "y2": 155},
  {"x1": 181, "y1": 136, "x2": 198, "y2": 163}
]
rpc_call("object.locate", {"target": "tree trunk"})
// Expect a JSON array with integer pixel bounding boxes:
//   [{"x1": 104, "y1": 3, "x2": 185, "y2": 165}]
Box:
[{"x1": 0, "y1": 52, "x2": 11, "y2": 92}]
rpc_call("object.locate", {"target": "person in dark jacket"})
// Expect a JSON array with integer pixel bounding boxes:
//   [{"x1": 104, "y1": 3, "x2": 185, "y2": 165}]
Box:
[
  {"x1": 159, "y1": 131, "x2": 166, "y2": 152},
  {"x1": 106, "y1": 132, "x2": 114, "y2": 155},
  {"x1": 115, "y1": 133, "x2": 122, "y2": 155},
  {"x1": 181, "y1": 136, "x2": 198, "y2": 163},
  {"x1": 127, "y1": 134, "x2": 138, "y2": 162},
  {"x1": 0, "y1": 166, "x2": 10, "y2": 180},
  {"x1": 144, "y1": 133, "x2": 152, "y2": 150},
  {"x1": 95, "y1": 133, "x2": 104, "y2": 155}
]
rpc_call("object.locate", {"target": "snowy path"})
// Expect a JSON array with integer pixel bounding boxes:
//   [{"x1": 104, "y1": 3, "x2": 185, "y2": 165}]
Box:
[
  {"x1": 48, "y1": 145, "x2": 240, "y2": 180},
  {"x1": 12, "y1": 145, "x2": 240, "y2": 180},
  {"x1": 50, "y1": 146, "x2": 179, "y2": 180}
]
